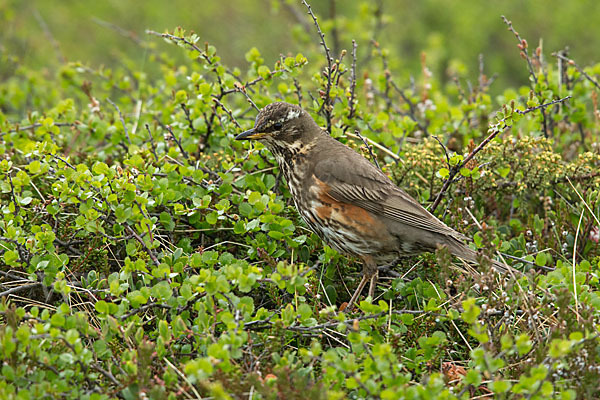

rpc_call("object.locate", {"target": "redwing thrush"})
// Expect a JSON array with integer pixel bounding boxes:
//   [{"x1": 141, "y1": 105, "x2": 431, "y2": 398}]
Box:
[{"x1": 236, "y1": 102, "x2": 509, "y2": 310}]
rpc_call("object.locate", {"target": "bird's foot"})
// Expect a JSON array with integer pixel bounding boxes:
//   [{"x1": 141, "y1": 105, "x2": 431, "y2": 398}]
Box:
[
  {"x1": 368, "y1": 271, "x2": 379, "y2": 299},
  {"x1": 343, "y1": 271, "x2": 379, "y2": 312}
]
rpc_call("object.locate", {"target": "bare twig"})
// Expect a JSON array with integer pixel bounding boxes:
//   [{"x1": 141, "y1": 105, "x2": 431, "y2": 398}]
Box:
[
  {"x1": 354, "y1": 130, "x2": 381, "y2": 170},
  {"x1": 146, "y1": 30, "x2": 226, "y2": 95},
  {"x1": 213, "y1": 98, "x2": 242, "y2": 129},
  {"x1": 552, "y1": 52, "x2": 600, "y2": 91},
  {"x1": 0, "y1": 122, "x2": 78, "y2": 138},
  {"x1": 514, "y1": 96, "x2": 572, "y2": 115},
  {"x1": 93, "y1": 17, "x2": 142, "y2": 46},
  {"x1": 107, "y1": 98, "x2": 132, "y2": 147},
  {"x1": 348, "y1": 40, "x2": 358, "y2": 121},
  {"x1": 221, "y1": 58, "x2": 306, "y2": 97},
  {"x1": 501, "y1": 16, "x2": 537, "y2": 84},
  {"x1": 572, "y1": 209, "x2": 584, "y2": 321},
  {"x1": 165, "y1": 125, "x2": 189, "y2": 160},
  {"x1": 293, "y1": 78, "x2": 303, "y2": 103},
  {"x1": 246, "y1": 309, "x2": 430, "y2": 332},
  {"x1": 344, "y1": 131, "x2": 400, "y2": 162},
  {"x1": 432, "y1": 136, "x2": 451, "y2": 166},
  {"x1": 372, "y1": 40, "x2": 393, "y2": 112},
  {"x1": 0, "y1": 282, "x2": 42, "y2": 298},
  {"x1": 121, "y1": 301, "x2": 171, "y2": 320},
  {"x1": 389, "y1": 81, "x2": 429, "y2": 136},
  {"x1": 92, "y1": 363, "x2": 120, "y2": 386},
  {"x1": 233, "y1": 86, "x2": 260, "y2": 111},
  {"x1": 125, "y1": 225, "x2": 160, "y2": 266},
  {"x1": 145, "y1": 124, "x2": 159, "y2": 161},
  {"x1": 301, "y1": 0, "x2": 334, "y2": 133},
  {"x1": 180, "y1": 103, "x2": 196, "y2": 133},
  {"x1": 501, "y1": 16, "x2": 553, "y2": 138},
  {"x1": 7, "y1": 171, "x2": 19, "y2": 215},
  {"x1": 53, "y1": 155, "x2": 76, "y2": 170}
]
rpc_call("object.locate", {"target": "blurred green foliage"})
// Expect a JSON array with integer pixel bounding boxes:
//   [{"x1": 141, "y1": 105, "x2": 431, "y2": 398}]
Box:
[
  {"x1": 1, "y1": 1, "x2": 600, "y2": 399},
  {"x1": 2, "y1": 0, "x2": 600, "y2": 94}
]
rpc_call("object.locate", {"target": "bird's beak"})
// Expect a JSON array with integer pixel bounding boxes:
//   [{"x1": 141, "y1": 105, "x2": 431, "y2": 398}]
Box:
[{"x1": 235, "y1": 128, "x2": 264, "y2": 140}]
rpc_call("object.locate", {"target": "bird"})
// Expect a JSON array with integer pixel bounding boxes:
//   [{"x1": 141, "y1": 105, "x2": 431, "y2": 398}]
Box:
[{"x1": 236, "y1": 102, "x2": 510, "y2": 310}]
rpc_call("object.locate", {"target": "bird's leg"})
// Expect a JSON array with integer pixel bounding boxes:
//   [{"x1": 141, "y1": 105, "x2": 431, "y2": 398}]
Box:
[
  {"x1": 345, "y1": 274, "x2": 369, "y2": 311},
  {"x1": 368, "y1": 270, "x2": 379, "y2": 299},
  {"x1": 345, "y1": 256, "x2": 378, "y2": 311}
]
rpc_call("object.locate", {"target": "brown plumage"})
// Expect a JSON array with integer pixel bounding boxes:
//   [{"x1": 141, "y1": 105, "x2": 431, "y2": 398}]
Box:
[{"x1": 236, "y1": 102, "x2": 509, "y2": 309}]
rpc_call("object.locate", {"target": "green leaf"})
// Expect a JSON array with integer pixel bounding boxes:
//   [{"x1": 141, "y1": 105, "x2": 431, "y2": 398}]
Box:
[
  {"x1": 464, "y1": 369, "x2": 481, "y2": 386},
  {"x1": 158, "y1": 320, "x2": 171, "y2": 341},
  {"x1": 297, "y1": 303, "x2": 312, "y2": 320},
  {"x1": 3, "y1": 250, "x2": 18, "y2": 264},
  {"x1": 50, "y1": 313, "x2": 65, "y2": 327},
  {"x1": 535, "y1": 252, "x2": 547, "y2": 267},
  {"x1": 459, "y1": 167, "x2": 471, "y2": 177},
  {"x1": 489, "y1": 380, "x2": 511, "y2": 393},
  {"x1": 205, "y1": 211, "x2": 218, "y2": 225},
  {"x1": 95, "y1": 300, "x2": 109, "y2": 314},
  {"x1": 198, "y1": 83, "x2": 212, "y2": 96},
  {"x1": 19, "y1": 196, "x2": 32, "y2": 205},
  {"x1": 549, "y1": 338, "x2": 571, "y2": 358},
  {"x1": 437, "y1": 167, "x2": 449, "y2": 179},
  {"x1": 268, "y1": 231, "x2": 284, "y2": 240},
  {"x1": 461, "y1": 298, "x2": 480, "y2": 324},
  {"x1": 239, "y1": 202, "x2": 253, "y2": 217},
  {"x1": 160, "y1": 211, "x2": 175, "y2": 231},
  {"x1": 152, "y1": 281, "x2": 173, "y2": 301},
  {"x1": 497, "y1": 166, "x2": 510, "y2": 178},
  {"x1": 28, "y1": 160, "x2": 41, "y2": 174},
  {"x1": 257, "y1": 65, "x2": 271, "y2": 79}
]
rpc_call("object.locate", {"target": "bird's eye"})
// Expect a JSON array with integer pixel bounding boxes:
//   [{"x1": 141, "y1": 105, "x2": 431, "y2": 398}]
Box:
[{"x1": 273, "y1": 122, "x2": 283, "y2": 130}]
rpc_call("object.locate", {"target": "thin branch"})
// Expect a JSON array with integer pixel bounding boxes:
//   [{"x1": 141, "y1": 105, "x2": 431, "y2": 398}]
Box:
[
  {"x1": 0, "y1": 282, "x2": 42, "y2": 298},
  {"x1": 7, "y1": 171, "x2": 19, "y2": 215},
  {"x1": 145, "y1": 124, "x2": 159, "y2": 161},
  {"x1": 348, "y1": 40, "x2": 358, "y2": 120},
  {"x1": 293, "y1": 78, "x2": 303, "y2": 103},
  {"x1": 501, "y1": 15, "x2": 537, "y2": 84},
  {"x1": 344, "y1": 131, "x2": 400, "y2": 162},
  {"x1": 0, "y1": 122, "x2": 78, "y2": 138},
  {"x1": 389, "y1": 79, "x2": 429, "y2": 136},
  {"x1": 165, "y1": 125, "x2": 189, "y2": 160},
  {"x1": 552, "y1": 52, "x2": 600, "y2": 91},
  {"x1": 180, "y1": 103, "x2": 196, "y2": 133},
  {"x1": 213, "y1": 98, "x2": 242, "y2": 129},
  {"x1": 280, "y1": 0, "x2": 312, "y2": 34},
  {"x1": 501, "y1": 16, "x2": 553, "y2": 138},
  {"x1": 53, "y1": 155, "x2": 76, "y2": 170},
  {"x1": 93, "y1": 17, "x2": 143, "y2": 46},
  {"x1": 232, "y1": 86, "x2": 260, "y2": 111},
  {"x1": 432, "y1": 135, "x2": 451, "y2": 166},
  {"x1": 92, "y1": 363, "x2": 120, "y2": 386},
  {"x1": 301, "y1": 0, "x2": 334, "y2": 133},
  {"x1": 125, "y1": 225, "x2": 160, "y2": 266},
  {"x1": 121, "y1": 301, "x2": 171, "y2": 320},
  {"x1": 107, "y1": 98, "x2": 132, "y2": 147},
  {"x1": 514, "y1": 96, "x2": 572, "y2": 115},
  {"x1": 354, "y1": 130, "x2": 381, "y2": 170}
]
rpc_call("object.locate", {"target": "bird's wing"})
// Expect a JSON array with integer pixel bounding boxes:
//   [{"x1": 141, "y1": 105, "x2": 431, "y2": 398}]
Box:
[{"x1": 313, "y1": 152, "x2": 466, "y2": 240}]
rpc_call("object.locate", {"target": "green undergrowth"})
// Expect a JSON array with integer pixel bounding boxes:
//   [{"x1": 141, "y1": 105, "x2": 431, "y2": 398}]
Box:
[{"x1": 1, "y1": 9, "x2": 600, "y2": 400}]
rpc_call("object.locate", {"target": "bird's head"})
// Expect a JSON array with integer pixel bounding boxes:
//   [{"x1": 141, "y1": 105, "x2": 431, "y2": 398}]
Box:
[{"x1": 235, "y1": 102, "x2": 321, "y2": 156}]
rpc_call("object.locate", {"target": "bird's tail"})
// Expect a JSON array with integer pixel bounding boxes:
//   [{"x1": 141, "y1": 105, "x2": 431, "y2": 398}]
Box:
[{"x1": 446, "y1": 241, "x2": 517, "y2": 275}]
